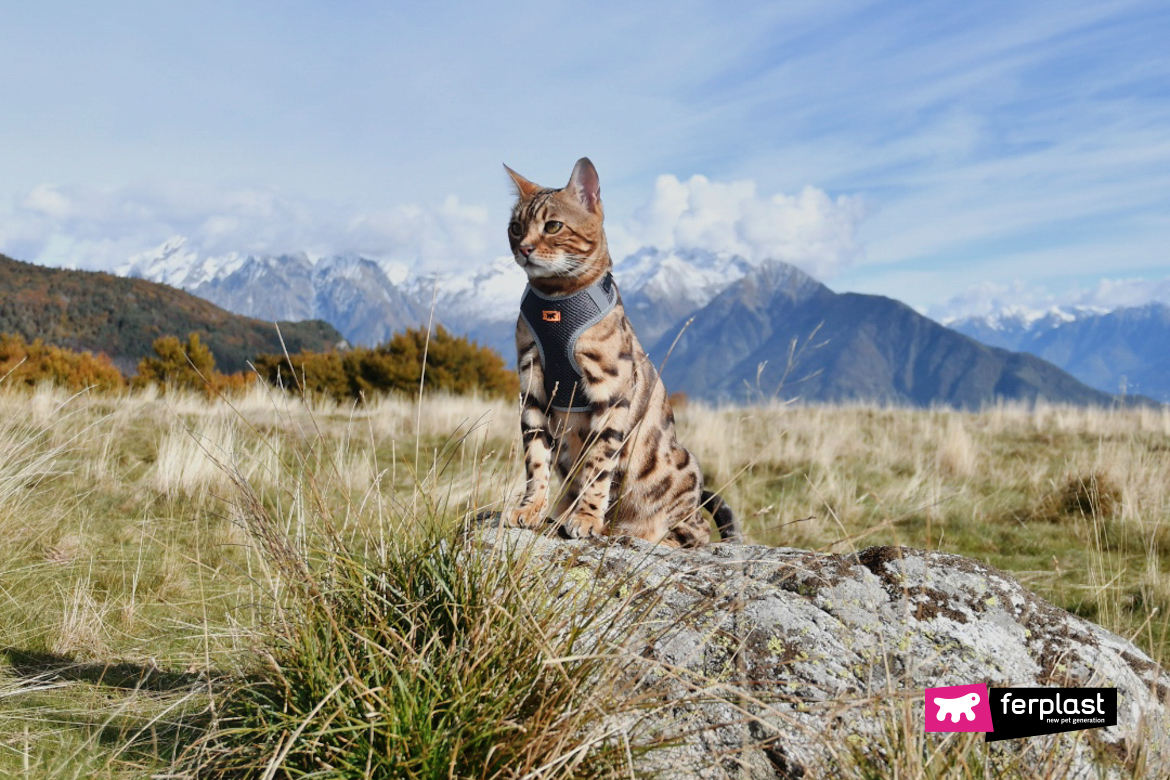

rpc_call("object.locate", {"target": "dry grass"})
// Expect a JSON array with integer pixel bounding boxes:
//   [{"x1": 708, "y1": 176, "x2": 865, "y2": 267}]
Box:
[{"x1": 0, "y1": 381, "x2": 1167, "y2": 777}]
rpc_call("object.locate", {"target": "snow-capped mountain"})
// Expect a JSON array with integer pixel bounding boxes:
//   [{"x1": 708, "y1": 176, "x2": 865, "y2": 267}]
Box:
[
  {"x1": 122, "y1": 244, "x2": 423, "y2": 348},
  {"x1": 105, "y1": 237, "x2": 1144, "y2": 406},
  {"x1": 119, "y1": 238, "x2": 759, "y2": 360},
  {"x1": 615, "y1": 247, "x2": 756, "y2": 344},
  {"x1": 649, "y1": 260, "x2": 1122, "y2": 408},
  {"x1": 944, "y1": 306, "x2": 1106, "y2": 353},
  {"x1": 193, "y1": 253, "x2": 317, "y2": 322},
  {"x1": 949, "y1": 304, "x2": 1170, "y2": 401},
  {"x1": 119, "y1": 236, "x2": 247, "y2": 289}
]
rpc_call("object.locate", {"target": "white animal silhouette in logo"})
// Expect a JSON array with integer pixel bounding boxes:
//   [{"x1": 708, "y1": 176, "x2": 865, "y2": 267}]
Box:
[{"x1": 933, "y1": 692, "x2": 981, "y2": 723}]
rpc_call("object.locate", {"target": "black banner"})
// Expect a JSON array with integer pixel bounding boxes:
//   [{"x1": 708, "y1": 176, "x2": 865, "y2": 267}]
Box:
[{"x1": 986, "y1": 687, "x2": 1117, "y2": 742}]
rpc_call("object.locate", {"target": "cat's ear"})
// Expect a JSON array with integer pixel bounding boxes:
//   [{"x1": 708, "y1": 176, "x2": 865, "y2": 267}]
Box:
[
  {"x1": 566, "y1": 157, "x2": 601, "y2": 214},
  {"x1": 504, "y1": 164, "x2": 541, "y2": 198}
]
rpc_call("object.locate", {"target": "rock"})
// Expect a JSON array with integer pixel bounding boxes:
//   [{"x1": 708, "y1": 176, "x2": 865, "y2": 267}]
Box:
[{"x1": 473, "y1": 525, "x2": 1170, "y2": 779}]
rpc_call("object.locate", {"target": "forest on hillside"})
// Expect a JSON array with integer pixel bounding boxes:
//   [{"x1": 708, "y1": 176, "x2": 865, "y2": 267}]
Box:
[{"x1": 0, "y1": 253, "x2": 341, "y2": 373}]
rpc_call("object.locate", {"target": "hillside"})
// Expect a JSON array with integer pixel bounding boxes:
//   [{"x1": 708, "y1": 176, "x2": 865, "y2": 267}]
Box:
[
  {"x1": 0, "y1": 253, "x2": 344, "y2": 374},
  {"x1": 650, "y1": 261, "x2": 1127, "y2": 408}
]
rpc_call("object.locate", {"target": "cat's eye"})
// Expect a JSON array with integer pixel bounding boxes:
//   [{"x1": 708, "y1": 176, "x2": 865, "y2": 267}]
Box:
[
  {"x1": 508, "y1": 221, "x2": 522, "y2": 238},
  {"x1": 544, "y1": 221, "x2": 563, "y2": 235}
]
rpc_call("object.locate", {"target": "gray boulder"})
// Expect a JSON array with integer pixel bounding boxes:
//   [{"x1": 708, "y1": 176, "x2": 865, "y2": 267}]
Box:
[{"x1": 474, "y1": 525, "x2": 1170, "y2": 779}]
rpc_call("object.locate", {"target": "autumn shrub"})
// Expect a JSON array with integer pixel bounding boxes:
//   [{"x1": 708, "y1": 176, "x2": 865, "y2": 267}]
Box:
[
  {"x1": 133, "y1": 333, "x2": 253, "y2": 397},
  {"x1": 0, "y1": 333, "x2": 125, "y2": 392},
  {"x1": 254, "y1": 325, "x2": 518, "y2": 402}
]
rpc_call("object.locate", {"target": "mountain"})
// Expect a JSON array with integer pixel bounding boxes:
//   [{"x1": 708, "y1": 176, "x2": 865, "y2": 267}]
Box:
[
  {"x1": 649, "y1": 261, "x2": 1126, "y2": 408},
  {"x1": 949, "y1": 304, "x2": 1170, "y2": 402},
  {"x1": 193, "y1": 253, "x2": 427, "y2": 347},
  {"x1": 614, "y1": 247, "x2": 756, "y2": 345},
  {"x1": 0, "y1": 253, "x2": 344, "y2": 374},
  {"x1": 121, "y1": 238, "x2": 427, "y2": 346},
  {"x1": 944, "y1": 306, "x2": 1100, "y2": 352},
  {"x1": 109, "y1": 239, "x2": 1138, "y2": 407},
  {"x1": 118, "y1": 240, "x2": 755, "y2": 362}
]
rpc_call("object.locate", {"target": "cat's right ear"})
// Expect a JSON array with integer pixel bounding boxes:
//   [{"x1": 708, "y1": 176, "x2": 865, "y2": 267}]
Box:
[
  {"x1": 504, "y1": 164, "x2": 540, "y2": 198},
  {"x1": 566, "y1": 157, "x2": 601, "y2": 214}
]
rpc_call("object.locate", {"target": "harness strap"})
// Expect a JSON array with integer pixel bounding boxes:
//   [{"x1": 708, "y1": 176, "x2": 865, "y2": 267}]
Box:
[{"x1": 519, "y1": 273, "x2": 618, "y2": 411}]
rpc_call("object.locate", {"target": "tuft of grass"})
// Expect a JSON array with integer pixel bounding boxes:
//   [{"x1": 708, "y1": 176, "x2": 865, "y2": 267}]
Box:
[
  {"x1": 187, "y1": 526, "x2": 642, "y2": 779},
  {"x1": 176, "y1": 378, "x2": 648, "y2": 779},
  {"x1": 1027, "y1": 471, "x2": 1124, "y2": 524}
]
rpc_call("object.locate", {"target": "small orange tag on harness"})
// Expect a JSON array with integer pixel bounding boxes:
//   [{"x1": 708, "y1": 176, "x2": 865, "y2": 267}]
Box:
[{"x1": 542, "y1": 310, "x2": 561, "y2": 322}]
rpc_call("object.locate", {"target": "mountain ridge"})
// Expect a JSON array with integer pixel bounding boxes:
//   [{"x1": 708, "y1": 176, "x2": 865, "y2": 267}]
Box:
[
  {"x1": 98, "y1": 239, "x2": 1151, "y2": 407},
  {"x1": 648, "y1": 261, "x2": 1126, "y2": 408},
  {"x1": 0, "y1": 253, "x2": 344, "y2": 374},
  {"x1": 949, "y1": 304, "x2": 1170, "y2": 402}
]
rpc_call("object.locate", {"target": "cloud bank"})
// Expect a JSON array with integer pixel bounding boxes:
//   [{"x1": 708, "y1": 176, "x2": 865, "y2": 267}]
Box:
[
  {"x1": 5, "y1": 173, "x2": 869, "y2": 285},
  {"x1": 11, "y1": 174, "x2": 1165, "y2": 322},
  {"x1": 614, "y1": 174, "x2": 867, "y2": 278},
  {"x1": 929, "y1": 275, "x2": 1170, "y2": 322},
  {"x1": 3, "y1": 183, "x2": 498, "y2": 274}
]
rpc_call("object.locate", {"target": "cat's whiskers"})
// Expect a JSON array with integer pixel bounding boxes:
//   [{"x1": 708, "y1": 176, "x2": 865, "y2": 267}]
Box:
[{"x1": 556, "y1": 254, "x2": 596, "y2": 278}]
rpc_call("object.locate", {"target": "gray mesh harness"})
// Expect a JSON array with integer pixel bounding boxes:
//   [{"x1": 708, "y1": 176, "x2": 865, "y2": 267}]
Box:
[{"x1": 519, "y1": 273, "x2": 618, "y2": 412}]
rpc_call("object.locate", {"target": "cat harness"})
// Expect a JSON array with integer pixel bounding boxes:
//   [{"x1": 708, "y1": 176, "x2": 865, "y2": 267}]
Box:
[{"x1": 519, "y1": 272, "x2": 618, "y2": 412}]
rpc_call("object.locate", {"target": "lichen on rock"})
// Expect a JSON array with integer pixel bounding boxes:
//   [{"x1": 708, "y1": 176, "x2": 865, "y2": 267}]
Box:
[{"x1": 472, "y1": 522, "x2": 1170, "y2": 779}]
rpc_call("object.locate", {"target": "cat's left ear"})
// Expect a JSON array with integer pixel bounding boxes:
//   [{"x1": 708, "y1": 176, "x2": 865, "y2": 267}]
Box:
[
  {"x1": 504, "y1": 164, "x2": 541, "y2": 198},
  {"x1": 566, "y1": 157, "x2": 601, "y2": 215}
]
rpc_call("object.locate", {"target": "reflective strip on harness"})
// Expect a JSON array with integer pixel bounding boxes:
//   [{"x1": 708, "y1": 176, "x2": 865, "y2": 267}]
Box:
[{"x1": 519, "y1": 273, "x2": 618, "y2": 412}]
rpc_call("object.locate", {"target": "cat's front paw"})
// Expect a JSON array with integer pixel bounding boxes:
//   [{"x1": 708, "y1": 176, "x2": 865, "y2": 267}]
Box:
[
  {"x1": 504, "y1": 503, "x2": 547, "y2": 529},
  {"x1": 562, "y1": 512, "x2": 607, "y2": 539}
]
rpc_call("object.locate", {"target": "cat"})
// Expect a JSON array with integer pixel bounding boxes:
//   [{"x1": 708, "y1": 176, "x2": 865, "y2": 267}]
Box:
[{"x1": 501, "y1": 157, "x2": 740, "y2": 547}]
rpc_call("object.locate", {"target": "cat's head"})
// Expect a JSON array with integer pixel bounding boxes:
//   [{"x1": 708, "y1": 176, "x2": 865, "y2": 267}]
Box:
[{"x1": 504, "y1": 157, "x2": 610, "y2": 294}]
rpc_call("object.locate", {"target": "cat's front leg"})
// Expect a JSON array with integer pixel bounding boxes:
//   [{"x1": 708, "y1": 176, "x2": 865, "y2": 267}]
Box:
[
  {"x1": 559, "y1": 329, "x2": 637, "y2": 538},
  {"x1": 559, "y1": 397, "x2": 631, "y2": 538},
  {"x1": 505, "y1": 322, "x2": 552, "y2": 529},
  {"x1": 505, "y1": 396, "x2": 554, "y2": 528}
]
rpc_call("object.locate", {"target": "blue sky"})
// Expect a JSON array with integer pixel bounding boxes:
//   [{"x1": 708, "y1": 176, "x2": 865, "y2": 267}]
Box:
[{"x1": 1, "y1": 0, "x2": 1167, "y2": 318}]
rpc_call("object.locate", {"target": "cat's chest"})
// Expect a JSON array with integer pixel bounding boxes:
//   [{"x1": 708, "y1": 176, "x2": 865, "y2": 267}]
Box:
[{"x1": 520, "y1": 273, "x2": 620, "y2": 412}]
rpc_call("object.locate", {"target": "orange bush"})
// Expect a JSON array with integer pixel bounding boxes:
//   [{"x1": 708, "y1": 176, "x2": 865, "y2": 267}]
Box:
[
  {"x1": 255, "y1": 326, "x2": 518, "y2": 402},
  {"x1": 134, "y1": 333, "x2": 254, "y2": 397},
  {"x1": 0, "y1": 333, "x2": 125, "y2": 392}
]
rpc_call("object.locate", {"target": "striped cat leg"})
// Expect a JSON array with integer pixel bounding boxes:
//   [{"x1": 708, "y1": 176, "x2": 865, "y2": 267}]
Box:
[
  {"x1": 561, "y1": 396, "x2": 631, "y2": 538},
  {"x1": 505, "y1": 323, "x2": 553, "y2": 528},
  {"x1": 506, "y1": 399, "x2": 553, "y2": 528}
]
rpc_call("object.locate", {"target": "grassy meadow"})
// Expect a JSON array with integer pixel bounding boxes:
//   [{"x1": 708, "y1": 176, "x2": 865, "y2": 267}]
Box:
[{"x1": 1, "y1": 380, "x2": 1168, "y2": 778}]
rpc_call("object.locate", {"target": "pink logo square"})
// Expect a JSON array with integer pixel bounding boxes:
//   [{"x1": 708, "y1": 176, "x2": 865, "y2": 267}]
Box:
[{"x1": 925, "y1": 683, "x2": 994, "y2": 733}]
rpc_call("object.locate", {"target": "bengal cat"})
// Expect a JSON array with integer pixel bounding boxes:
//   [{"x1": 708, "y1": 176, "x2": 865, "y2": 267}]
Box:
[{"x1": 502, "y1": 157, "x2": 740, "y2": 547}]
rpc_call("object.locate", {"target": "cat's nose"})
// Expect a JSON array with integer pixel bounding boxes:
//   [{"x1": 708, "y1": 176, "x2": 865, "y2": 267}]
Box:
[{"x1": 518, "y1": 245, "x2": 535, "y2": 258}]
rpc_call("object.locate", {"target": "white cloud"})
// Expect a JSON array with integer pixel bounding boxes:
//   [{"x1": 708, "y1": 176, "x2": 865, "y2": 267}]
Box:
[
  {"x1": 927, "y1": 281, "x2": 1059, "y2": 322},
  {"x1": 5, "y1": 174, "x2": 870, "y2": 284},
  {"x1": 2, "y1": 183, "x2": 502, "y2": 274},
  {"x1": 615, "y1": 174, "x2": 867, "y2": 278},
  {"x1": 1076, "y1": 276, "x2": 1170, "y2": 310},
  {"x1": 928, "y1": 274, "x2": 1170, "y2": 322},
  {"x1": 22, "y1": 184, "x2": 72, "y2": 219},
  {"x1": 345, "y1": 196, "x2": 495, "y2": 272}
]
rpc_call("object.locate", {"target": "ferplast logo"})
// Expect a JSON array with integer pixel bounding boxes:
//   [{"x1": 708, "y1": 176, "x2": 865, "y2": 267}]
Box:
[
  {"x1": 925, "y1": 684, "x2": 994, "y2": 733},
  {"x1": 985, "y1": 688, "x2": 1117, "y2": 742},
  {"x1": 924, "y1": 684, "x2": 1118, "y2": 741}
]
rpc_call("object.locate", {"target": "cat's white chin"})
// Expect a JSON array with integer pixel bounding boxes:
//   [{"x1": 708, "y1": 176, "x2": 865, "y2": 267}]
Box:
[{"x1": 515, "y1": 257, "x2": 558, "y2": 278}]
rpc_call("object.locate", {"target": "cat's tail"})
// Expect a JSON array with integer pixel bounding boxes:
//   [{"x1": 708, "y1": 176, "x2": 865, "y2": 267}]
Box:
[{"x1": 701, "y1": 489, "x2": 742, "y2": 543}]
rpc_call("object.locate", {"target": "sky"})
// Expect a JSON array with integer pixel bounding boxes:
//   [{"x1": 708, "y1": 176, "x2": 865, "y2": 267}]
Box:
[{"x1": 1, "y1": 0, "x2": 1168, "y2": 320}]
